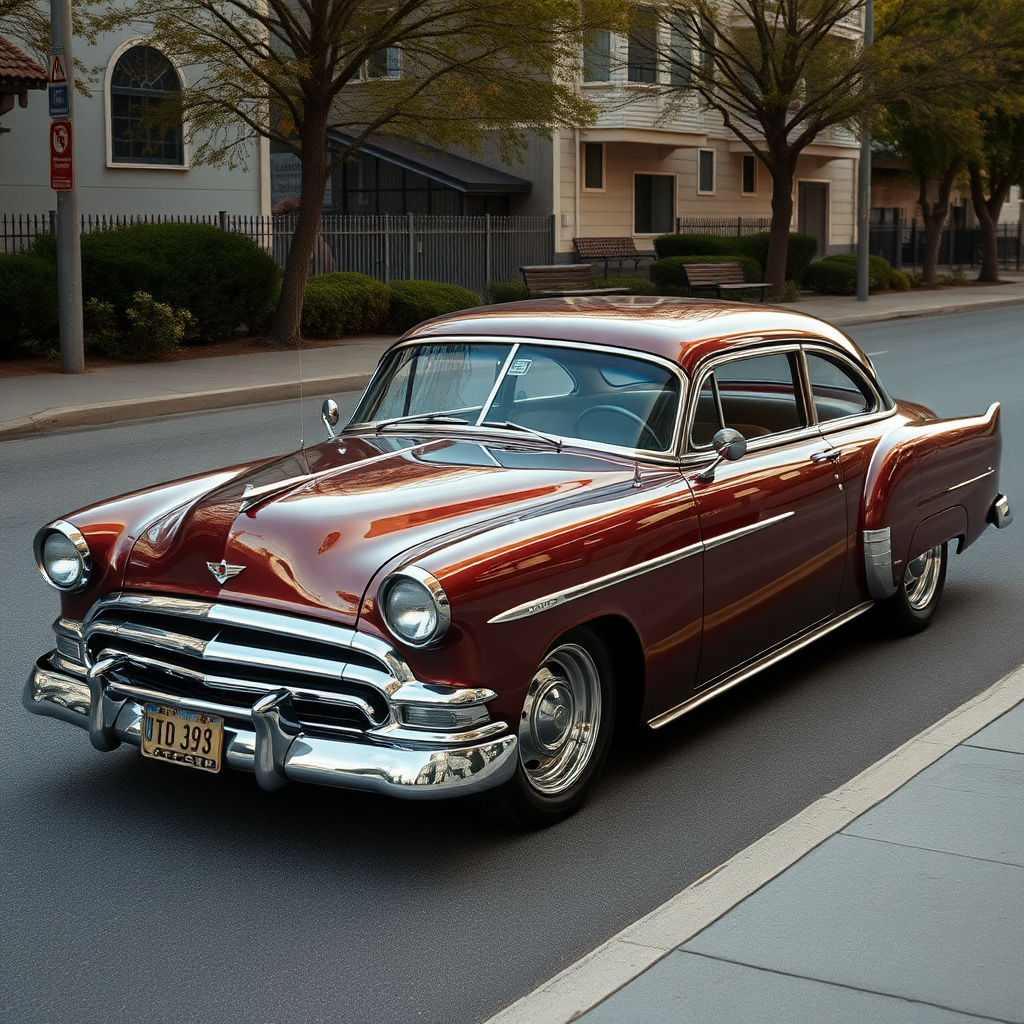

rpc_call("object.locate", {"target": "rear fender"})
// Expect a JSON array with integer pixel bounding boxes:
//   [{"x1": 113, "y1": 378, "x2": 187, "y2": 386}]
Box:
[{"x1": 862, "y1": 403, "x2": 1002, "y2": 598}]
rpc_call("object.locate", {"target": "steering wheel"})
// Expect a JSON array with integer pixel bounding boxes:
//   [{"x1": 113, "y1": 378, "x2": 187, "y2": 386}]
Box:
[{"x1": 574, "y1": 405, "x2": 662, "y2": 450}]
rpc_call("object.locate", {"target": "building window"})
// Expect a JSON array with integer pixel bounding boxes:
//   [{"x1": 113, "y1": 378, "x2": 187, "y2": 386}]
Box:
[
  {"x1": 583, "y1": 143, "x2": 604, "y2": 190},
  {"x1": 698, "y1": 149, "x2": 715, "y2": 194},
  {"x1": 742, "y1": 154, "x2": 757, "y2": 195},
  {"x1": 667, "y1": 17, "x2": 692, "y2": 86},
  {"x1": 635, "y1": 174, "x2": 674, "y2": 234},
  {"x1": 583, "y1": 30, "x2": 611, "y2": 82},
  {"x1": 365, "y1": 46, "x2": 401, "y2": 79},
  {"x1": 110, "y1": 45, "x2": 183, "y2": 165},
  {"x1": 628, "y1": 6, "x2": 658, "y2": 83}
]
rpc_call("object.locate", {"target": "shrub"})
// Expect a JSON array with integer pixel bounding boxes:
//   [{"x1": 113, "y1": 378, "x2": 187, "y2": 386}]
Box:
[
  {"x1": 650, "y1": 255, "x2": 764, "y2": 295},
  {"x1": 79, "y1": 222, "x2": 279, "y2": 338},
  {"x1": 938, "y1": 267, "x2": 968, "y2": 286},
  {"x1": 890, "y1": 270, "x2": 911, "y2": 292},
  {"x1": 387, "y1": 279, "x2": 480, "y2": 332},
  {"x1": 904, "y1": 271, "x2": 925, "y2": 289},
  {"x1": 653, "y1": 231, "x2": 817, "y2": 284},
  {"x1": 592, "y1": 276, "x2": 660, "y2": 295},
  {"x1": 88, "y1": 292, "x2": 195, "y2": 360},
  {"x1": 301, "y1": 272, "x2": 390, "y2": 337},
  {"x1": 0, "y1": 246, "x2": 59, "y2": 353},
  {"x1": 779, "y1": 280, "x2": 800, "y2": 303},
  {"x1": 486, "y1": 280, "x2": 531, "y2": 304},
  {"x1": 804, "y1": 253, "x2": 896, "y2": 295}
]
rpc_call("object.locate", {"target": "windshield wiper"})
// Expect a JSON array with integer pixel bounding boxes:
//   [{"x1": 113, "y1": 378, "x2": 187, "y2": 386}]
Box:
[
  {"x1": 373, "y1": 414, "x2": 469, "y2": 432},
  {"x1": 480, "y1": 420, "x2": 563, "y2": 451}
]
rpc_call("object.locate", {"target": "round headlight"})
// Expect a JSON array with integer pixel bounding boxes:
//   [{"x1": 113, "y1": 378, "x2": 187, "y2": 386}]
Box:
[
  {"x1": 380, "y1": 568, "x2": 450, "y2": 646},
  {"x1": 33, "y1": 520, "x2": 91, "y2": 592}
]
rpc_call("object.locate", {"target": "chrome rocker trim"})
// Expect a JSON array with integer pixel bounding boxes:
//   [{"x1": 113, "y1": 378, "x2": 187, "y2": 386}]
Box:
[
  {"x1": 647, "y1": 601, "x2": 875, "y2": 730},
  {"x1": 24, "y1": 654, "x2": 518, "y2": 799}
]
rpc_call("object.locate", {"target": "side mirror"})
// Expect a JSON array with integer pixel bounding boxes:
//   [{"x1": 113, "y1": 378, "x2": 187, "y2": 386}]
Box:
[
  {"x1": 696, "y1": 428, "x2": 747, "y2": 482},
  {"x1": 321, "y1": 399, "x2": 340, "y2": 439}
]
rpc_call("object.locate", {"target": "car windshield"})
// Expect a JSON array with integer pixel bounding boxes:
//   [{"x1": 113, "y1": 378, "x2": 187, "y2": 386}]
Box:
[{"x1": 348, "y1": 340, "x2": 682, "y2": 453}]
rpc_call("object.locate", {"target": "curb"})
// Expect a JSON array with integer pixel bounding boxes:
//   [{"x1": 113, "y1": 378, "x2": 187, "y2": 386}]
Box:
[
  {"x1": 482, "y1": 663, "x2": 1024, "y2": 1024},
  {"x1": 825, "y1": 292, "x2": 1024, "y2": 328},
  {"x1": 0, "y1": 371, "x2": 373, "y2": 442}
]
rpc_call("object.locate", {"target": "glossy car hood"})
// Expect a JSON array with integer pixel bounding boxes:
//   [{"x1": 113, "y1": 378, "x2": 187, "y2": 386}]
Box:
[{"x1": 124, "y1": 434, "x2": 635, "y2": 622}]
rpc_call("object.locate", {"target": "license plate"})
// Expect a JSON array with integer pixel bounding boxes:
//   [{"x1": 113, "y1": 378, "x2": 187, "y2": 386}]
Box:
[{"x1": 141, "y1": 703, "x2": 223, "y2": 773}]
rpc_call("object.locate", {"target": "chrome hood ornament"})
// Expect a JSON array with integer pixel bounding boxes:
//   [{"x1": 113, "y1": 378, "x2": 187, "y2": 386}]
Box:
[{"x1": 207, "y1": 559, "x2": 246, "y2": 585}]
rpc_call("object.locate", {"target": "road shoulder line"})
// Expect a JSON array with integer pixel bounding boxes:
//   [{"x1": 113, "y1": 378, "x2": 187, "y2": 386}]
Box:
[{"x1": 484, "y1": 663, "x2": 1024, "y2": 1024}]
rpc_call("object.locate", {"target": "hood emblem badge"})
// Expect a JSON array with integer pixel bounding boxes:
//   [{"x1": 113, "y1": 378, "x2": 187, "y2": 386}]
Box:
[{"x1": 207, "y1": 559, "x2": 246, "y2": 585}]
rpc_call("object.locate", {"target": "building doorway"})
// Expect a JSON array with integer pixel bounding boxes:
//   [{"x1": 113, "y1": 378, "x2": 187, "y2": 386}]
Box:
[{"x1": 798, "y1": 181, "x2": 829, "y2": 259}]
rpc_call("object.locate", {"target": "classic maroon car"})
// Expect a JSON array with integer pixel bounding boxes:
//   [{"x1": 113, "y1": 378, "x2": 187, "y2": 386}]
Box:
[{"x1": 26, "y1": 297, "x2": 1013, "y2": 826}]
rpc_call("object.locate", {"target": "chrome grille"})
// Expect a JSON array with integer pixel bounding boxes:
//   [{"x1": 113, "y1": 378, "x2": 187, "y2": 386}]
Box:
[{"x1": 83, "y1": 593, "x2": 406, "y2": 735}]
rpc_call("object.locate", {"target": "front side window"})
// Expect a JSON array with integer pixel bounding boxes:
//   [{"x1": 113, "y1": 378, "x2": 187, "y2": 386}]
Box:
[
  {"x1": 635, "y1": 174, "x2": 675, "y2": 234},
  {"x1": 110, "y1": 45, "x2": 183, "y2": 165},
  {"x1": 690, "y1": 351, "x2": 804, "y2": 447},
  {"x1": 349, "y1": 341, "x2": 681, "y2": 453}
]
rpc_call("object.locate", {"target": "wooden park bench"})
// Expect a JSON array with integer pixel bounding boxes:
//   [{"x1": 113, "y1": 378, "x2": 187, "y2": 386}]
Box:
[
  {"x1": 681, "y1": 262, "x2": 772, "y2": 301},
  {"x1": 573, "y1": 237, "x2": 645, "y2": 276},
  {"x1": 520, "y1": 264, "x2": 630, "y2": 297}
]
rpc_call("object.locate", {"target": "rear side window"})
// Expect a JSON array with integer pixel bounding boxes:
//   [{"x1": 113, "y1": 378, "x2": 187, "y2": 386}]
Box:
[{"x1": 805, "y1": 352, "x2": 875, "y2": 423}]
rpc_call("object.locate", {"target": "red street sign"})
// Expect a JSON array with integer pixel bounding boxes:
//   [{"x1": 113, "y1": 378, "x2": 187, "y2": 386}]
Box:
[{"x1": 50, "y1": 119, "x2": 73, "y2": 190}]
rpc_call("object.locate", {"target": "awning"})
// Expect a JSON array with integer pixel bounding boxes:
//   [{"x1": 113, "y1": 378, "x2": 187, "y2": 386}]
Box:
[{"x1": 328, "y1": 132, "x2": 532, "y2": 194}]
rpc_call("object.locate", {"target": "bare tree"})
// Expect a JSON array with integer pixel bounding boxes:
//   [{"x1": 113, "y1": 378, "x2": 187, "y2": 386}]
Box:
[{"x1": 96, "y1": 0, "x2": 625, "y2": 345}]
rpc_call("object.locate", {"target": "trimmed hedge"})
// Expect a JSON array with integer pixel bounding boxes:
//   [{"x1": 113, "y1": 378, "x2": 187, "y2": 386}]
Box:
[
  {"x1": 301, "y1": 272, "x2": 390, "y2": 336},
  {"x1": 387, "y1": 279, "x2": 480, "y2": 332},
  {"x1": 0, "y1": 245, "x2": 59, "y2": 353},
  {"x1": 653, "y1": 231, "x2": 817, "y2": 285},
  {"x1": 650, "y1": 255, "x2": 764, "y2": 295},
  {"x1": 804, "y1": 253, "x2": 896, "y2": 295},
  {"x1": 78, "y1": 222, "x2": 279, "y2": 337},
  {"x1": 486, "y1": 280, "x2": 531, "y2": 304}
]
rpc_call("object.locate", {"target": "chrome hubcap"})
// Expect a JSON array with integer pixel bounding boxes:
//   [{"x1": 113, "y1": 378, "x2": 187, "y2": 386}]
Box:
[
  {"x1": 904, "y1": 545, "x2": 942, "y2": 611},
  {"x1": 519, "y1": 644, "x2": 601, "y2": 795}
]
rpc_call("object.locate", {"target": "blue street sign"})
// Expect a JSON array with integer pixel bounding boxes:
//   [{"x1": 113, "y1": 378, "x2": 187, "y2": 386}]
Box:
[{"x1": 48, "y1": 84, "x2": 69, "y2": 117}]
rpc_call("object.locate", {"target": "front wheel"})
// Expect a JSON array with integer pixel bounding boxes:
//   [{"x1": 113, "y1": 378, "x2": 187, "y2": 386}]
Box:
[
  {"x1": 472, "y1": 627, "x2": 616, "y2": 829},
  {"x1": 877, "y1": 542, "x2": 948, "y2": 635}
]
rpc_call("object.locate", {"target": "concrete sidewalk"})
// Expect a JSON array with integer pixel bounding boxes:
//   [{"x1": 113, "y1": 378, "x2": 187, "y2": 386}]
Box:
[
  {"x1": 2, "y1": 278, "x2": 1024, "y2": 441},
  {"x1": 488, "y1": 666, "x2": 1024, "y2": 1024}
]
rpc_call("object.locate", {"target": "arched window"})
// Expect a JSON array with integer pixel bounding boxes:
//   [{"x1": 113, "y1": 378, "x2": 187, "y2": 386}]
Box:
[{"x1": 110, "y1": 45, "x2": 183, "y2": 165}]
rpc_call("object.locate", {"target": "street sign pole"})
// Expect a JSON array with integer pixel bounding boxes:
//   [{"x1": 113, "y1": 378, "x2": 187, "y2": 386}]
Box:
[
  {"x1": 50, "y1": 0, "x2": 84, "y2": 373},
  {"x1": 856, "y1": 0, "x2": 874, "y2": 303}
]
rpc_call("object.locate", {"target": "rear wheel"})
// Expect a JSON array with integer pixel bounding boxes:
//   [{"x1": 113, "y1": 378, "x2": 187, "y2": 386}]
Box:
[
  {"x1": 877, "y1": 542, "x2": 947, "y2": 635},
  {"x1": 473, "y1": 627, "x2": 616, "y2": 829}
]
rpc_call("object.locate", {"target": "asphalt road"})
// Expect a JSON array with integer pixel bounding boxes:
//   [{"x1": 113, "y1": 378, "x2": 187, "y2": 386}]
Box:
[{"x1": 2, "y1": 307, "x2": 1022, "y2": 1024}]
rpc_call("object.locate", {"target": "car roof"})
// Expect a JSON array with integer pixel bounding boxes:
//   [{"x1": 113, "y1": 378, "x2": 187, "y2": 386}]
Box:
[{"x1": 403, "y1": 296, "x2": 874, "y2": 379}]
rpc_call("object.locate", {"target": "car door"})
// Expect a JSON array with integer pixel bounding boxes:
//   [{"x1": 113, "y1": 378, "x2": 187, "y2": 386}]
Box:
[{"x1": 687, "y1": 347, "x2": 848, "y2": 687}]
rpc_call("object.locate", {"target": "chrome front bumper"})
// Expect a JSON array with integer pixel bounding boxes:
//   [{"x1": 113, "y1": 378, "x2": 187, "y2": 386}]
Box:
[{"x1": 25, "y1": 654, "x2": 518, "y2": 799}]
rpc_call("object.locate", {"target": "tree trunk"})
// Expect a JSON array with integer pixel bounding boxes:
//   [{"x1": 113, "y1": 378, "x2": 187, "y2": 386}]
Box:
[
  {"x1": 766, "y1": 158, "x2": 796, "y2": 296},
  {"x1": 268, "y1": 124, "x2": 329, "y2": 347},
  {"x1": 968, "y1": 163, "x2": 1010, "y2": 285},
  {"x1": 917, "y1": 165, "x2": 956, "y2": 286}
]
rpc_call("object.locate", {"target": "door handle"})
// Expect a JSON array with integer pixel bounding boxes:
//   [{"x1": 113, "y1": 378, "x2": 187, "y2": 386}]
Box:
[{"x1": 810, "y1": 448, "x2": 843, "y2": 462}]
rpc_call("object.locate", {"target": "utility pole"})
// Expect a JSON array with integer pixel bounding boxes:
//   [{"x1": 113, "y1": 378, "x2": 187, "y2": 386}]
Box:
[
  {"x1": 856, "y1": 0, "x2": 874, "y2": 302},
  {"x1": 49, "y1": 0, "x2": 84, "y2": 372}
]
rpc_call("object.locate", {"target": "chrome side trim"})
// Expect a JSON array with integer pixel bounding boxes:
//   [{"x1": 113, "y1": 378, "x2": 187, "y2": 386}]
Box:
[
  {"x1": 647, "y1": 601, "x2": 874, "y2": 729},
  {"x1": 489, "y1": 511, "x2": 795, "y2": 624},
  {"x1": 863, "y1": 526, "x2": 897, "y2": 599},
  {"x1": 945, "y1": 468, "x2": 994, "y2": 494}
]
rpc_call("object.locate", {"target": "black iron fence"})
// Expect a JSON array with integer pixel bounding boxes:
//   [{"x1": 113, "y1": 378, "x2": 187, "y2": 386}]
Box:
[
  {"x1": 869, "y1": 220, "x2": 1022, "y2": 272},
  {"x1": 0, "y1": 211, "x2": 556, "y2": 295}
]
